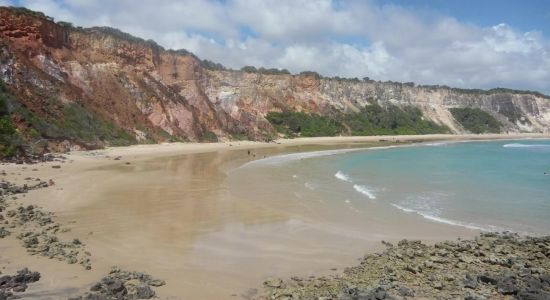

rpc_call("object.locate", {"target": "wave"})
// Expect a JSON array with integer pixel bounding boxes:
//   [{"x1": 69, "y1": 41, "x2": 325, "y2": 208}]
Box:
[
  {"x1": 503, "y1": 143, "x2": 550, "y2": 148},
  {"x1": 335, "y1": 171, "x2": 352, "y2": 182},
  {"x1": 425, "y1": 141, "x2": 451, "y2": 147},
  {"x1": 391, "y1": 203, "x2": 498, "y2": 232},
  {"x1": 353, "y1": 184, "x2": 376, "y2": 199},
  {"x1": 239, "y1": 148, "x2": 366, "y2": 168}
]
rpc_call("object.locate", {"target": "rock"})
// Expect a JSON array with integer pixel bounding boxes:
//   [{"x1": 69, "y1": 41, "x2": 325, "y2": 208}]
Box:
[
  {"x1": 83, "y1": 293, "x2": 109, "y2": 300},
  {"x1": 0, "y1": 227, "x2": 9, "y2": 238},
  {"x1": 135, "y1": 284, "x2": 155, "y2": 299},
  {"x1": 0, "y1": 268, "x2": 40, "y2": 294},
  {"x1": 497, "y1": 276, "x2": 518, "y2": 295},
  {"x1": 264, "y1": 278, "x2": 284, "y2": 288},
  {"x1": 464, "y1": 291, "x2": 487, "y2": 300},
  {"x1": 517, "y1": 290, "x2": 550, "y2": 300},
  {"x1": 397, "y1": 286, "x2": 414, "y2": 297},
  {"x1": 90, "y1": 282, "x2": 102, "y2": 292},
  {"x1": 72, "y1": 268, "x2": 164, "y2": 300},
  {"x1": 404, "y1": 264, "x2": 420, "y2": 274},
  {"x1": 463, "y1": 274, "x2": 478, "y2": 289},
  {"x1": 370, "y1": 286, "x2": 389, "y2": 299},
  {"x1": 0, "y1": 291, "x2": 12, "y2": 300},
  {"x1": 67, "y1": 256, "x2": 78, "y2": 264},
  {"x1": 11, "y1": 283, "x2": 27, "y2": 292},
  {"x1": 477, "y1": 274, "x2": 498, "y2": 285},
  {"x1": 106, "y1": 279, "x2": 126, "y2": 297},
  {"x1": 13, "y1": 268, "x2": 41, "y2": 284},
  {"x1": 148, "y1": 279, "x2": 165, "y2": 287}
]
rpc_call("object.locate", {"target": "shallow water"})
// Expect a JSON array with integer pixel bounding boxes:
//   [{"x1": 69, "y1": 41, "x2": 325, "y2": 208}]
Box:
[
  {"x1": 236, "y1": 139, "x2": 550, "y2": 236},
  {"x1": 55, "y1": 140, "x2": 549, "y2": 299},
  {"x1": 64, "y1": 142, "x2": 462, "y2": 299}
]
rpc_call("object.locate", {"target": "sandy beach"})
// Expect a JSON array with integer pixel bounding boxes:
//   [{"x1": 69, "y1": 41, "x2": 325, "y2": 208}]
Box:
[{"x1": 0, "y1": 133, "x2": 548, "y2": 299}]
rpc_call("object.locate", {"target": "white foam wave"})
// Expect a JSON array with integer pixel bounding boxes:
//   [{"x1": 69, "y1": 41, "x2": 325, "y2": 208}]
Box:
[
  {"x1": 391, "y1": 203, "x2": 497, "y2": 231},
  {"x1": 335, "y1": 171, "x2": 352, "y2": 182},
  {"x1": 503, "y1": 143, "x2": 550, "y2": 148},
  {"x1": 391, "y1": 203, "x2": 415, "y2": 213},
  {"x1": 353, "y1": 184, "x2": 376, "y2": 199},
  {"x1": 425, "y1": 141, "x2": 450, "y2": 147}
]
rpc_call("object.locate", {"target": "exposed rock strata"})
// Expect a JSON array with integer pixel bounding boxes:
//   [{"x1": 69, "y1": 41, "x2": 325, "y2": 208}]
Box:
[{"x1": 0, "y1": 7, "x2": 549, "y2": 152}]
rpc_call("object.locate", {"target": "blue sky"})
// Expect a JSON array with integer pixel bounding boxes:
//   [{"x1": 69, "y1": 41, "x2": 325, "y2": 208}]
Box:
[
  {"x1": 1, "y1": 0, "x2": 549, "y2": 94},
  {"x1": 383, "y1": 0, "x2": 549, "y2": 32}
]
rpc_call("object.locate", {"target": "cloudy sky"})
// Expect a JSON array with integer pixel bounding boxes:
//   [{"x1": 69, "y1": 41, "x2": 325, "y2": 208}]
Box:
[{"x1": 2, "y1": 0, "x2": 550, "y2": 94}]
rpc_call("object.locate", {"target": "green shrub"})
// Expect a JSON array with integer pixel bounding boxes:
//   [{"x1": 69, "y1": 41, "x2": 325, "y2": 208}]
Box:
[
  {"x1": 450, "y1": 108, "x2": 501, "y2": 133},
  {"x1": 343, "y1": 104, "x2": 449, "y2": 136},
  {"x1": 266, "y1": 111, "x2": 343, "y2": 137},
  {"x1": 266, "y1": 104, "x2": 449, "y2": 138}
]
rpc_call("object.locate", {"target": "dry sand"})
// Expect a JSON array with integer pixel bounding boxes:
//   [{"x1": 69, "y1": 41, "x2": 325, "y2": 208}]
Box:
[{"x1": 0, "y1": 133, "x2": 548, "y2": 299}]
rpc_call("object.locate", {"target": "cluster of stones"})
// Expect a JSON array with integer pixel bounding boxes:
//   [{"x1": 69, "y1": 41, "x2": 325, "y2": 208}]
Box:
[
  {"x1": 3, "y1": 153, "x2": 67, "y2": 165},
  {"x1": 0, "y1": 268, "x2": 41, "y2": 299},
  {"x1": 260, "y1": 232, "x2": 550, "y2": 299},
  {"x1": 69, "y1": 267, "x2": 166, "y2": 300},
  {"x1": 0, "y1": 177, "x2": 92, "y2": 270}
]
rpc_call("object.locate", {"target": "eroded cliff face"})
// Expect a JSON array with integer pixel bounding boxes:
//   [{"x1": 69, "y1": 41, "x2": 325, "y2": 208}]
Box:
[{"x1": 1, "y1": 7, "x2": 549, "y2": 151}]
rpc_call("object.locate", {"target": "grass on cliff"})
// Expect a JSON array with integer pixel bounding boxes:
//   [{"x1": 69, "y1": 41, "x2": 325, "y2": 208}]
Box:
[
  {"x1": 19, "y1": 102, "x2": 137, "y2": 147},
  {"x1": 267, "y1": 111, "x2": 343, "y2": 137},
  {"x1": 450, "y1": 108, "x2": 501, "y2": 134},
  {"x1": 0, "y1": 79, "x2": 137, "y2": 158},
  {"x1": 267, "y1": 104, "x2": 449, "y2": 138},
  {"x1": 0, "y1": 83, "x2": 23, "y2": 158},
  {"x1": 0, "y1": 111, "x2": 19, "y2": 158},
  {"x1": 345, "y1": 104, "x2": 449, "y2": 135}
]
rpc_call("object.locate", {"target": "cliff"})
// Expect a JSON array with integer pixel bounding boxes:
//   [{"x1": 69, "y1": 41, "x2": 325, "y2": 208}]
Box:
[{"x1": 1, "y1": 7, "x2": 549, "y2": 154}]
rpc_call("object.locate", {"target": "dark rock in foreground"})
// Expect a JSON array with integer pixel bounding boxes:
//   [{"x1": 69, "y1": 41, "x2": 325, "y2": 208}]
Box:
[
  {"x1": 258, "y1": 233, "x2": 550, "y2": 299},
  {"x1": 0, "y1": 268, "x2": 40, "y2": 299},
  {"x1": 69, "y1": 267, "x2": 165, "y2": 300}
]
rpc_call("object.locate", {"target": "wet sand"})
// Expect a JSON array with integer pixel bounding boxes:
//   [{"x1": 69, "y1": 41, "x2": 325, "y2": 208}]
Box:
[{"x1": 1, "y1": 133, "x2": 548, "y2": 299}]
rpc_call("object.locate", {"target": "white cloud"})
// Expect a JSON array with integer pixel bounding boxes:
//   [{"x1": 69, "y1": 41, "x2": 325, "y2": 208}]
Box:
[{"x1": 3, "y1": 0, "x2": 549, "y2": 94}]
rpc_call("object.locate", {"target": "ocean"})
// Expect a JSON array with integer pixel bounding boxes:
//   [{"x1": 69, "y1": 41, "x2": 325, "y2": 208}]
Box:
[{"x1": 234, "y1": 139, "x2": 550, "y2": 236}]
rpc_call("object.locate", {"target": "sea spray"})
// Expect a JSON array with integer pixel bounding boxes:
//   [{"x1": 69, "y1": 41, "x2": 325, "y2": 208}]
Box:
[
  {"x1": 503, "y1": 143, "x2": 550, "y2": 148},
  {"x1": 353, "y1": 184, "x2": 376, "y2": 199},
  {"x1": 391, "y1": 203, "x2": 502, "y2": 232},
  {"x1": 335, "y1": 171, "x2": 352, "y2": 182}
]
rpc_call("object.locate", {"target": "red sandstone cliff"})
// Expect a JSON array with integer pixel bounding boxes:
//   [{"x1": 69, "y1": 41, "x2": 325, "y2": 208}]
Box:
[{"x1": 1, "y1": 7, "x2": 549, "y2": 152}]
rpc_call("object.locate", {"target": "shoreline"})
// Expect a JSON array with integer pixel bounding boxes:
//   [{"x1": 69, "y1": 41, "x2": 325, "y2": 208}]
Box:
[
  {"x1": 1, "y1": 133, "x2": 549, "y2": 299},
  {"x1": 86, "y1": 132, "x2": 550, "y2": 158}
]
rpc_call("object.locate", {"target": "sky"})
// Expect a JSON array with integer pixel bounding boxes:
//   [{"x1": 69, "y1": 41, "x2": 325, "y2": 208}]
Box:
[{"x1": 2, "y1": 0, "x2": 550, "y2": 94}]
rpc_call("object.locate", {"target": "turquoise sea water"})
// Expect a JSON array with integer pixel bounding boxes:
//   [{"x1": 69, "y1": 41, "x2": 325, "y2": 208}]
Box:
[{"x1": 240, "y1": 139, "x2": 550, "y2": 235}]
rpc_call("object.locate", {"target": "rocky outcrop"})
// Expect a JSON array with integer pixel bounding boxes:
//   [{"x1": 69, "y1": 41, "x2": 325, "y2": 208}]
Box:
[
  {"x1": 258, "y1": 232, "x2": 550, "y2": 299},
  {"x1": 0, "y1": 161, "x2": 93, "y2": 270},
  {"x1": 69, "y1": 267, "x2": 166, "y2": 300},
  {"x1": 0, "y1": 268, "x2": 41, "y2": 298},
  {"x1": 0, "y1": 7, "x2": 549, "y2": 150}
]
